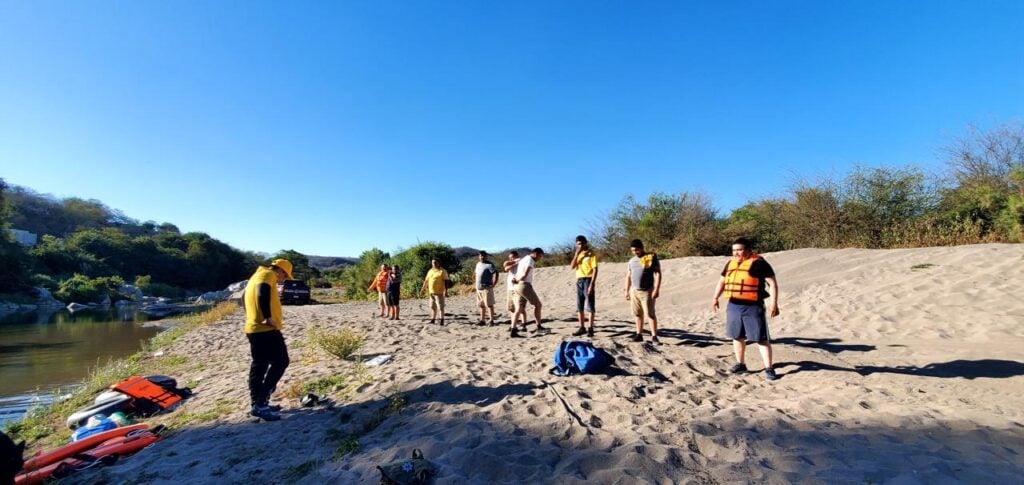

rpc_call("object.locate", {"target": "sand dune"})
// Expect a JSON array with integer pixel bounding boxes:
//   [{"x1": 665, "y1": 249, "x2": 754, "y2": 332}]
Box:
[{"x1": 80, "y1": 244, "x2": 1024, "y2": 484}]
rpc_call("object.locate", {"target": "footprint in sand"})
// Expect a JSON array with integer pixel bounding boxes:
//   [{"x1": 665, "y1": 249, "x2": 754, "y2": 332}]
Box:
[{"x1": 589, "y1": 415, "x2": 604, "y2": 428}]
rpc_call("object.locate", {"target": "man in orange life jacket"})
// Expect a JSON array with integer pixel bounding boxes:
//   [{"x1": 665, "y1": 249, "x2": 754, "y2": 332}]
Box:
[
  {"x1": 711, "y1": 238, "x2": 781, "y2": 381},
  {"x1": 243, "y1": 258, "x2": 294, "y2": 421}
]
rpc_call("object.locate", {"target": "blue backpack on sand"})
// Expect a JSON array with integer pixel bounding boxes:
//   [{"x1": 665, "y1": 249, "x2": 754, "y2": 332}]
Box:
[{"x1": 552, "y1": 340, "x2": 612, "y2": 376}]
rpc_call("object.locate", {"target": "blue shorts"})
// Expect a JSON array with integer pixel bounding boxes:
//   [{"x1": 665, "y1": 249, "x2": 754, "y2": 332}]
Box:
[
  {"x1": 576, "y1": 278, "x2": 595, "y2": 313},
  {"x1": 726, "y1": 302, "x2": 769, "y2": 342}
]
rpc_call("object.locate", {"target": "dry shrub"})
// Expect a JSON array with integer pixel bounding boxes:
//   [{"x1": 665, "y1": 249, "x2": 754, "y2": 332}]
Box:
[{"x1": 309, "y1": 327, "x2": 364, "y2": 360}]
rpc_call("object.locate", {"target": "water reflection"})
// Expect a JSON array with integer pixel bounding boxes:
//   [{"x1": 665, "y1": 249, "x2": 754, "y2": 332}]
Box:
[{"x1": 0, "y1": 308, "x2": 163, "y2": 426}]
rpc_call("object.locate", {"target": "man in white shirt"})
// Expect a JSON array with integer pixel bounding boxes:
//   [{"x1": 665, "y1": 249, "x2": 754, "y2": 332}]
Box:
[{"x1": 510, "y1": 248, "x2": 545, "y2": 337}]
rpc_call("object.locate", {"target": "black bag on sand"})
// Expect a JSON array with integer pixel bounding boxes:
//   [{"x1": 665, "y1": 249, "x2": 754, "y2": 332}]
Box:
[{"x1": 377, "y1": 449, "x2": 436, "y2": 485}]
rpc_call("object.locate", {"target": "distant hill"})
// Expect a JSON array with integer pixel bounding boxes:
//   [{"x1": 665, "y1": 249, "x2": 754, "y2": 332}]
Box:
[{"x1": 307, "y1": 255, "x2": 358, "y2": 271}]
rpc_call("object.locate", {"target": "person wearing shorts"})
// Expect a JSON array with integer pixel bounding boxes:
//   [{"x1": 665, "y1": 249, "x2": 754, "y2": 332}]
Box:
[
  {"x1": 474, "y1": 251, "x2": 498, "y2": 325},
  {"x1": 570, "y1": 235, "x2": 598, "y2": 337},
  {"x1": 624, "y1": 239, "x2": 661, "y2": 343},
  {"x1": 367, "y1": 264, "x2": 390, "y2": 318},
  {"x1": 503, "y1": 251, "x2": 520, "y2": 322},
  {"x1": 385, "y1": 265, "x2": 402, "y2": 320},
  {"x1": 510, "y1": 248, "x2": 544, "y2": 337},
  {"x1": 420, "y1": 259, "x2": 449, "y2": 325},
  {"x1": 712, "y1": 237, "x2": 780, "y2": 381}
]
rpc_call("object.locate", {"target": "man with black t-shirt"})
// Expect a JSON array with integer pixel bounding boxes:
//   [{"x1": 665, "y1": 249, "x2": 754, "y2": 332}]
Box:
[{"x1": 711, "y1": 238, "x2": 781, "y2": 381}]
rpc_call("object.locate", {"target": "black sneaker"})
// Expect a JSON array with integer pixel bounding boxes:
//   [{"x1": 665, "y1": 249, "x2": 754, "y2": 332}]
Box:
[
  {"x1": 510, "y1": 328, "x2": 522, "y2": 338},
  {"x1": 728, "y1": 363, "x2": 748, "y2": 374},
  {"x1": 532, "y1": 324, "x2": 545, "y2": 334},
  {"x1": 478, "y1": 320, "x2": 486, "y2": 326},
  {"x1": 651, "y1": 336, "x2": 661, "y2": 344},
  {"x1": 587, "y1": 327, "x2": 594, "y2": 338},
  {"x1": 429, "y1": 319, "x2": 435, "y2": 324},
  {"x1": 571, "y1": 327, "x2": 587, "y2": 337},
  {"x1": 259, "y1": 401, "x2": 282, "y2": 412},
  {"x1": 764, "y1": 368, "x2": 779, "y2": 381},
  {"x1": 439, "y1": 319, "x2": 445, "y2": 326},
  {"x1": 250, "y1": 406, "x2": 281, "y2": 421},
  {"x1": 630, "y1": 333, "x2": 643, "y2": 342}
]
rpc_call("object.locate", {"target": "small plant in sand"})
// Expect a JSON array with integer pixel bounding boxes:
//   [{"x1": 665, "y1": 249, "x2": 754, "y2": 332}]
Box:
[
  {"x1": 309, "y1": 327, "x2": 365, "y2": 360},
  {"x1": 910, "y1": 263, "x2": 936, "y2": 270}
]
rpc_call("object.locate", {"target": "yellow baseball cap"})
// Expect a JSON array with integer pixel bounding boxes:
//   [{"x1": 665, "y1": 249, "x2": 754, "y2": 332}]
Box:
[{"x1": 271, "y1": 259, "x2": 294, "y2": 280}]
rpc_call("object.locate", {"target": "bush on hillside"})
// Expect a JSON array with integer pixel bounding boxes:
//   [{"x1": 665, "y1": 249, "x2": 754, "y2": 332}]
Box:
[{"x1": 54, "y1": 274, "x2": 125, "y2": 303}]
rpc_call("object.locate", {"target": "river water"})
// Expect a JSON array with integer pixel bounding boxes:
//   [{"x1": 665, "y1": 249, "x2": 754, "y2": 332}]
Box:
[{"x1": 0, "y1": 308, "x2": 163, "y2": 426}]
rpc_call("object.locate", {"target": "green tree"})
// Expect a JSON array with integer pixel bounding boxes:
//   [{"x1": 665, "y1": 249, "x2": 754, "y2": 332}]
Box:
[
  {"x1": 0, "y1": 178, "x2": 32, "y2": 291},
  {"x1": 338, "y1": 248, "x2": 390, "y2": 300},
  {"x1": 268, "y1": 249, "x2": 320, "y2": 283},
  {"x1": 390, "y1": 242, "x2": 460, "y2": 297}
]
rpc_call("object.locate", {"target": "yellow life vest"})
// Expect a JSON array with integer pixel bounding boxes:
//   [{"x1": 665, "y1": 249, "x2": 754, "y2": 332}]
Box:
[{"x1": 724, "y1": 255, "x2": 762, "y2": 302}]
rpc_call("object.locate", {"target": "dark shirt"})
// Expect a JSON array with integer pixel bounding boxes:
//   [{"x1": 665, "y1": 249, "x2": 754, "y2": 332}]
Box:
[{"x1": 721, "y1": 258, "x2": 775, "y2": 305}]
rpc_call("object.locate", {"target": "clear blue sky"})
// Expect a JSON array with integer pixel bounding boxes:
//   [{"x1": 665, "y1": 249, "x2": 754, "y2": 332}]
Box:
[{"x1": 2, "y1": 1, "x2": 1022, "y2": 256}]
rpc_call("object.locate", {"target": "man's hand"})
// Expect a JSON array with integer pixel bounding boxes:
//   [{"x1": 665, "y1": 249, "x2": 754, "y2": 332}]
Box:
[
  {"x1": 261, "y1": 318, "x2": 277, "y2": 327},
  {"x1": 768, "y1": 304, "x2": 780, "y2": 318},
  {"x1": 512, "y1": 278, "x2": 518, "y2": 285},
  {"x1": 652, "y1": 289, "x2": 660, "y2": 299},
  {"x1": 624, "y1": 290, "x2": 630, "y2": 301},
  {"x1": 711, "y1": 299, "x2": 719, "y2": 312},
  {"x1": 587, "y1": 284, "x2": 594, "y2": 295}
]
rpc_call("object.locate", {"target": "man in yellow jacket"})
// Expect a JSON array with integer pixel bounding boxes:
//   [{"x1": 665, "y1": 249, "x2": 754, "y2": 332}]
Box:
[{"x1": 244, "y1": 258, "x2": 294, "y2": 421}]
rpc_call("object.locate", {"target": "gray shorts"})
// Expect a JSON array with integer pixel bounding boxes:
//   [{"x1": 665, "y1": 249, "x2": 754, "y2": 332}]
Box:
[{"x1": 726, "y1": 302, "x2": 769, "y2": 342}]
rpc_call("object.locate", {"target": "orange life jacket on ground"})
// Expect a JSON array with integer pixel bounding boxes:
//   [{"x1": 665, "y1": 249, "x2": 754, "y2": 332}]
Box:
[{"x1": 724, "y1": 255, "x2": 762, "y2": 302}]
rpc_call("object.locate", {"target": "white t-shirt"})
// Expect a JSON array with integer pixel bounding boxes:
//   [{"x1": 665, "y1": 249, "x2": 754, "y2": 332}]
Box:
[{"x1": 515, "y1": 255, "x2": 536, "y2": 284}]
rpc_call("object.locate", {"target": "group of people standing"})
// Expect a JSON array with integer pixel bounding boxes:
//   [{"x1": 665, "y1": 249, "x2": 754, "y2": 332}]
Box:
[{"x1": 240, "y1": 235, "x2": 781, "y2": 420}]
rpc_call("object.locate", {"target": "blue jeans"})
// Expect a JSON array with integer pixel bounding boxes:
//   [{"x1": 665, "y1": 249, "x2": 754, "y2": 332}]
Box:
[{"x1": 576, "y1": 277, "x2": 595, "y2": 313}]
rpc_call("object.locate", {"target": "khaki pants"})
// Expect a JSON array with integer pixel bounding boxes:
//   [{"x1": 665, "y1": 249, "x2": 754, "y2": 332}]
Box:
[
  {"x1": 429, "y1": 294, "x2": 446, "y2": 313},
  {"x1": 630, "y1": 289, "x2": 656, "y2": 319},
  {"x1": 514, "y1": 282, "x2": 542, "y2": 312},
  {"x1": 476, "y1": 287, "x2": 495, "y2": 308}
]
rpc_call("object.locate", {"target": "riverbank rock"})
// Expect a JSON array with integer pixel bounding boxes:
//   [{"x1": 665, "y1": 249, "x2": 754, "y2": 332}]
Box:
[
  {"x1": 117, "y1": 284, "x2": 144, "y2": 301},
  {"x1": 33, "y1": 287, "x2": 64, "y2": 312},
  {"x1": 227, "y1": 280, "x2": 247, "y2": 292},
  {"x1": 196, "y1": 290, "x2": 231, "y2": 304},
  {"x1": 142, "y1": 302, "x2": 205, "y2": 319},
  {"x1": 66, "y1": 302, "x2": 91, "y2": 313}
]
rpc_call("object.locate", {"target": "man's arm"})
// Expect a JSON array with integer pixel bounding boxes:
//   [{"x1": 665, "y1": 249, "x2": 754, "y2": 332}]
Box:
[
  {"x1": 764, "y1": 276, "x2": 780, "y2": 317},
  {"x1": 490, "y1": 264, "x2": 498, "y2": 287},
  {"x1": 652, "y1": 269, "x2": 662, "y2": 299},
  {"x1": 711, "y1": 277, "x2": 726, "y2": 311},
  {"x1": 503, "y1": 259, "x2": 518, "y2": 271},
  {"x1": 623, "y1": 268, "x2": 632, "y2": 300},
  {"x1": 570, "y1": 248, "x2": 581, "y2": 269},
  {"x1": 515, "y1": 265, "x2": 531, "y2": 284},
  {"x1": 256, "y1": 283, "x2": 275, "y2": 326},
  {"x1": 588, "y1": 266, "x2": 598, "y2": 295}
]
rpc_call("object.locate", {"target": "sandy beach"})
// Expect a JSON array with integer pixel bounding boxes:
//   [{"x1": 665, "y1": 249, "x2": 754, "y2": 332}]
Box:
[{"x1": 76, "y1": 244, "x2": 1024, "y2": 484}]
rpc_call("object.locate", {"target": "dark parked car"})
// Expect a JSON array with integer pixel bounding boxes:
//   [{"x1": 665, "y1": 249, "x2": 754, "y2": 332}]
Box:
[{"x1": 277, "y1": 280, "x2": 311, "y2": 305}]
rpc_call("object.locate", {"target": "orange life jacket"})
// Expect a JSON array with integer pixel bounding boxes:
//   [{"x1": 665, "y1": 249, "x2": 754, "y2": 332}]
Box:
[{"x1": 724, "y1": 255, "x2": 762, "y2": 302}]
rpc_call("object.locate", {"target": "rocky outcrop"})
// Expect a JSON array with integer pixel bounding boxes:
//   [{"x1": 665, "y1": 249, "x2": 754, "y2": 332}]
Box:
[
  {"x1": 117, "y1": 284, "x2": 144, "y2": 302},
  {"x1": 33, "y1": 287, "x2": 64, "y2": 312},
  {"x1": 141, "y1": 302, "x2": 207, "y2": 319},
  {"x1": 227, "y1": 280, "x2": 247, "y2": 292},
  {"x1": 196, "y1": 290, "x2": 231, "y2": 304}
]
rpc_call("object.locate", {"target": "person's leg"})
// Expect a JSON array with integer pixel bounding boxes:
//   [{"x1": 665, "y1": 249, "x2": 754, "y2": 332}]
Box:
[
  {"x1": 247, "y1": 333, "x2": 271, "y2": 409},
  {"x1": 394, "y1": 301, "x2": 400, "y2": 320},
  {"x1": 647, "y1": 294, "x2": 659, "y2": 341},
  {"x1": 630, "y1": 290, "x2": 644, "y2": 340},
  {"x1": 438, "y1": 295, "x2": 446, "y2": 325},
  {"x1": 733, "y1": 339, "x2": 747, "y2": 363},
  {"x1": 260, "y1": 331, "x2": 290, "y2": 406},
  {"x1": 587, "y1": 288, "x2": 596, "y2": 329},
  {"x1": 576, "y1": 279, "x2": 586, "y2": 330},
  {"x1": 533, "y1": 303, "x2": 543, "y2": 327},
  {"x1": 429, "y1": 295, "x2": 438, "y2": 323},
  {"x1": 379, "y1": 292, "x2": 386, "y2": 317},
  {"x1": 756, "y1": 341, "x2": 773, "y2": 368}
]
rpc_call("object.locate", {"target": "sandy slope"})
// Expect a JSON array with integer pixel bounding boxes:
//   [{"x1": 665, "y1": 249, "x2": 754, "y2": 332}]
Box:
[{"x1": 78, "y1": 244, "x2": 1024, "y2": 484}]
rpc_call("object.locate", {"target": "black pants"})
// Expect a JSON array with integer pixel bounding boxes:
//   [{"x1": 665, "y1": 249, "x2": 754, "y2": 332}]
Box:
[{"x1": 247, "y1": 330, "x2": 290, "y2": 407}]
